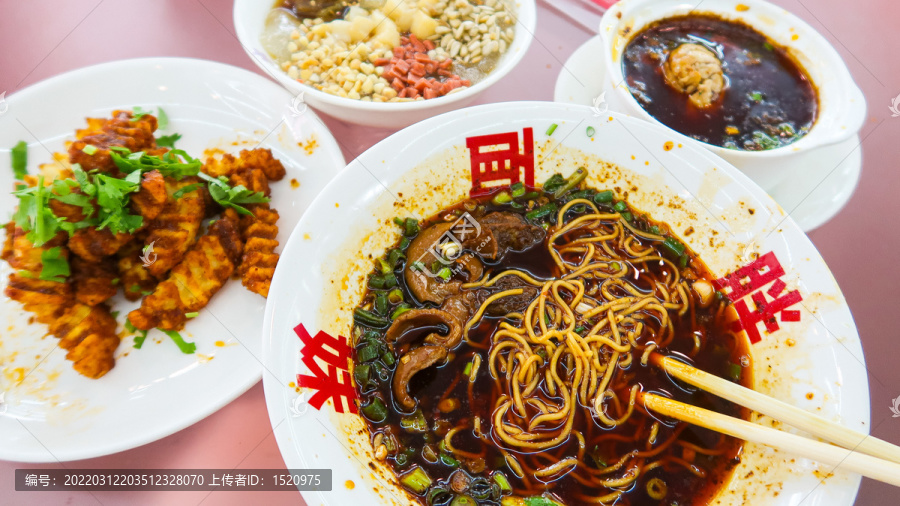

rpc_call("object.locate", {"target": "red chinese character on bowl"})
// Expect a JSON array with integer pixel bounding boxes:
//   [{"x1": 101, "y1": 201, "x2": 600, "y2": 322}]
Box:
[
  {"x1": 294, "y1": 323, "x2": 357, "y2": 414},
  {"x1": 713, "y1": 252, "x2": 802, "y2": 344},
  {"x1": 466, "y1": 127, "x2": 534, "y2": 197}
]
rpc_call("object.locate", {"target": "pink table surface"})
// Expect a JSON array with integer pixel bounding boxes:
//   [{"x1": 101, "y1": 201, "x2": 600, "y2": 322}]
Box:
[{"x1": 1, "y1": 0, "x2": 898, "y2": 505}]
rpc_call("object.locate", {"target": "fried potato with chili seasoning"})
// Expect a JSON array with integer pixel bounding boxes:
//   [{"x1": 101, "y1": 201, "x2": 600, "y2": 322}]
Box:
[
  {"x1": 49, "y1": 303, "x2": 120, "y2": 379},
  {"x1": 3, "y1": 225, "x2": 119, "y2": 378},
  {"x1": 3, "y1": 226, "x2": 73, "y2": 310},
  {"x1": 238, "y1": 204, "x2": 280, "y2": 298},
  {"x1": 202, "y1": 148, "x2": 286, "y2": 182},
  {"x1": 128, "y1": 211, "x2": 243, "y2": 331},
  {"x1": 70, "y1": 256, "x2": 118, "y2": 306},
  {"x1": 116, "y1": 238, "x2": 158, "y2": 301},
  {"x1": 68, "y1": 110, "x2": 160, "y2": 174},
  {"x1": 141, "y1": 178, "x2": 206, "y2": 278},
  {"x1": 68, "y1": 227, "x2": 133, "y2": 263},
  {"x1": 130, "y1": 169, "x2": 167, "y2": 222}
]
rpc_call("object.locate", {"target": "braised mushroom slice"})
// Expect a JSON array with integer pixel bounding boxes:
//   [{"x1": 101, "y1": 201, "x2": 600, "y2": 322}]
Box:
[
  {"x1": 404, "y1": 222, "x2": 484, "y2": 305},
  {"x1": 393, "y1": 345, "x2": 448, "y2": 411},
  {"x1": 384, "y1": 308, "x2": 463, "y2": 350}
]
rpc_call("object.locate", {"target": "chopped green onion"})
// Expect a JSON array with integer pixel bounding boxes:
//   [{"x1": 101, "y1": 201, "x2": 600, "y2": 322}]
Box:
[
  {"x1": 492, "y1": 191, "x2": 512, "y2": 205},
  {"x1": 542, "y1": 173, "x2": 565, "y2": 194},
  {"x1": 727, "y1": 362, "x2": 742, "y2": 381},
  {"x1": 404, "y1": 217, "x2": 419, "y2": 237},
  {"x1": 378, "y1": 257, "x2": 392, "y2": 275},
  {"x1": 593, "y1": 190, "x2": 614, "y2": 203},
  {"x1": 525, "y1": 202, "x2": 557, "y2": 221},
  {"x1": 185, "y1": 311, "x2": 199, "y2": 318},
  {"x1": 362, "y1": 397, "x2": 388, "y2": 422},
  {"x1": 391, "y1": 303, "x2": 412, "y2": 320},
  {"x1": 436, "y1": 267, "x2": 452, "y2": 281},
  {"x1": 493, "y1": 472, "x2": 512, "y2": 492},
  {"x1": 81, "y1": 144, "x2": 98, "y2": 155},
  {"x1": 382, "y1": 273, "x2": 398, "y2": 288},
  {"x1": 399, "y1": 466, "x2": 432, "y2": 494},
  {"x1": 353, "y1": 308, "x2": 391, "y2": 328},
  {"x1": 400, "y1": 408, "x2": 428, "y2": 432},
  {"x1": 749, "y1": 91, "x2": 763, "y2": 102},
  {"x1": 367, "y1": 274, "x2": 386, "y2": 289},
  {"x1": 11, "y1": 141, "x2": 28, "y2": 180},
  {"x1": 620, "y1": 211, "x2": 633, "y2": 222},
  {"x1": 374, "y1": 292, "x2": 389, "y2": 316},
  {"x1": 613, "y1": 201, "x2": 627, "y2": 212},
  {"x1": 387, "y1": 288, "x2": 404, "y2": 304},
  {"x1": 357, "y1": 342, "x2": 383, "y2": 363},
  {"x1": 586, "y1": 126, "x2": 596, "y2": 137},
  {"x1": 546, "y1": 123, "x2": 558, "y2": 136},
  {"x1": 510, "y1": 182, "x2": 526, "y2": 198},
  {"x1": 387, "y1": 249, "x2": 405, "y2": 269},
  {"x1": 440, "y1": 452, "x2": 461, "y2": 467},
  {"x1": 463, "y1": 361, "x2": 473, "y2": 376},
  {"x1": 523, "y1": 497, "x2": 564, "y2": 506},
  {"x1": 382, "y1": 351, "x2": 396, "y2": 366},
  {"x1": 552, "y1": 167, "x2": 588, "y2": 199},
  {"x1": 574, "y1": 326, "x2": 586, "y2": 334},
  {"x1": 354, "y1": 363, "x2": 372, "y2": 387},
  {"x1": 662, "y1": 237, "x2": 686, "y2": 257}
]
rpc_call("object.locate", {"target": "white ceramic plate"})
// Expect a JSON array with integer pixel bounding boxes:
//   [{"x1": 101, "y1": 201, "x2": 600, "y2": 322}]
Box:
[
  {"x1": 263, "y1": 102, "x2": 868, "y2": 505},
  {"x1": 553, "y1": 35, "x2": 862, "y2": 233},
  {"x1": 0, "y1": 57, "x2": 345, "y2": 462}
]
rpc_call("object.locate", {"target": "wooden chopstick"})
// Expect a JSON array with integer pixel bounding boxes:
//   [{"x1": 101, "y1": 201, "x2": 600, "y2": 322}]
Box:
[
  {"x1": 648, "y1": 352, "x2": 900, "y2": 465},
  {"x1": 638, "y1": 392, "x2": 900, "y2": 487}
]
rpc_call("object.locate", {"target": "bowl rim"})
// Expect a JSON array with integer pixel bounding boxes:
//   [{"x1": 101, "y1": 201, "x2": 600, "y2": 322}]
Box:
[
  {"x1": 261, "y1": 101, "x2": 869, "y2": 506},
  {"x1": 597, "y1": 0, "x2": 867, "y2": 159},
  {"x1": 233, "y1": 0, "x2": 537, "y2": 113}
]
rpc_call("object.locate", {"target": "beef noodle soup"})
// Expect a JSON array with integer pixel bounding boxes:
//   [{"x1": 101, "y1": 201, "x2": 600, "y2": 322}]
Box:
[
  {"x1": 350, "y1": 168, "x2": 750, "y2": 505},
  {"x1": 622, "y1": 14, "x2": 817, "y2": 151}
]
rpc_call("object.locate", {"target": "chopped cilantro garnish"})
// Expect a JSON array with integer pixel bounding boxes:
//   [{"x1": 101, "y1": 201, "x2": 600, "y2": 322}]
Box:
[
  {"x1": 198, "y1": 172, "x2": 269, "y2": 216},
  {"x1": 110, "y1": 311, "x2": 120, "y2": 319},
  {"x1": 156, "y1": 133, "x2": 181, "y2": 149},
  {"x1": 109, "y1": 147, "x2": 200, "y2": 180},
  {"x1": 132, "y1": 106, "x2": 150, "y2": 120},
  {"x1": 125, "y1": 318, "x2": 149, "y2": 348},
  {"x1": 12, "y1": 177, "x2": 61, "y2": 246},
  {"x1": 160, "y1": 329, "x2": 196, "y2": 354},
  {"x1": 39, "y1": 247, "x2": 70, "y2": 283},
  {"x1": 11, "y1": 141, "x2": 27, "y2": 180},
  {"x1": 172, "y1": 182, "x2": 202, "y2": 199},
  {"x1": 157, "y1": 107, "x2": 169, "y2": 130}
]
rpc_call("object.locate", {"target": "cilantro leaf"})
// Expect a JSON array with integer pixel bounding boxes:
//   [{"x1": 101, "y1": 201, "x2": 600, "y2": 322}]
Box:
[
  {"x1": 109, "y1": 147, "x2": 200, "y2": 179},
  {"x1": 132, "y1": 106, "x2": 150, "y2": 120},
  {"x1": 156, "y1": 133, "x2": 181, "y2": 149},
  {"x1": 172, "y1": 183, "x2": 202, "y2": 199},
  {"x1": 159, "y1": 329, "x2": 197, "y2": 354},
  {"x1": 157, "y1": 107, "x2": 169, "y2": 130},
  {"x1": 11, "y1": 141, "x2": 27, "y2": 180},
  {"x1": 12, "y1": 177, "x2": 62, "y2": 246},
  {"x1": 39, "y1": 247, "x2": 70, "y2": 283},
  {"x1": 197, "y1": 172, "x2": 269, "y2": 216}
]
